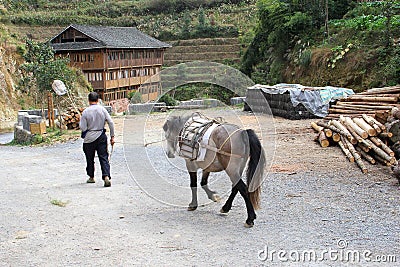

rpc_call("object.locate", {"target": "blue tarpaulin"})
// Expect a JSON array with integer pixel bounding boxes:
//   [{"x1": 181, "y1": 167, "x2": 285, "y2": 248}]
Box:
[{"x1": 248, "y1": 83, "x2": 354, "y2": 117}]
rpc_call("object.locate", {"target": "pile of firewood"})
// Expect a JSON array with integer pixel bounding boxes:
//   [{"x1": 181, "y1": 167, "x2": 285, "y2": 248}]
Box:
[
  {"x1": 62, "y1": 107, "x2": 85, "y2": 129},
  {"x1": 312, "y1": 114, "x2": 396, "y2": 173},
  {"x1": 326, "y1": 85, "x2": 400, "y2": 120}
]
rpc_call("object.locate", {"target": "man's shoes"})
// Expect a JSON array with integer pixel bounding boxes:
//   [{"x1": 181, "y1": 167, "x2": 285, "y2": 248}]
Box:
[
  {"x1": 103, "y1": 176, "x2": 111, "y2": 187},
  {"x1": 87, "y1": 177, "x2": 95, "y2": 183}
]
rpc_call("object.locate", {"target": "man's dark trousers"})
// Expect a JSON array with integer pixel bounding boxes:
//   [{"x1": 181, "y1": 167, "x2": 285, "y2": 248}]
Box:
[{"x1": 83, "y1": 133, "x2": 111, "y2": 179}]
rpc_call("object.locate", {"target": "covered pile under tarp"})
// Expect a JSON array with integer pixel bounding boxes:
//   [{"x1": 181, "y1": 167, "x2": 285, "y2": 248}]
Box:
[{"x1": 246, "y1": 83, "x2": 354, "y2": 118}]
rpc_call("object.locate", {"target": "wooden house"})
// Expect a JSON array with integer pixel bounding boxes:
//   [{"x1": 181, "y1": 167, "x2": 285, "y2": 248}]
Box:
[{"x1": 50, "y1": 24, "x2": 171, "y2": 103}]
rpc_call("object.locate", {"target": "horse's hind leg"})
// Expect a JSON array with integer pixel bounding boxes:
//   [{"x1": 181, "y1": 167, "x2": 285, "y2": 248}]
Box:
[
  {"x1": 236, "y1": 179, "x2": 257, "y2": 228},
  {"x1": 201, "y1": 171, "x2": 220, "y2": 202},
  {"x1": 188, "y1": 172, "x2": 198, "y2": 211},
  {"x1": 220, "y1": 185, "x2": 239, "y2": 214}
]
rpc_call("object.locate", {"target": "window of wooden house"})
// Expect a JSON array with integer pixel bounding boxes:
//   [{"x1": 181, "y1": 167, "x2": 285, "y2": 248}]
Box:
[
  {"x1": 89, "y1": 54, "x2": 94, "y2": 62},
  {"x1": 108, "y1": 52, "x2": 118, "y2": 61},
  {"x1": 107, "y1": 71, "x2": 116, "y2": 80},
  {"x1": 80, "y1": 54, "x2": 86, "y2": 62},
  {"x1": 122, "y1": 51, "x2": 130, "y2": 60}
]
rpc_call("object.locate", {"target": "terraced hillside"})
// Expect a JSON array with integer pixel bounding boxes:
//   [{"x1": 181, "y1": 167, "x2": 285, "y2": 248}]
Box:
[{"x1": 164, "y1": 38, "x2": 241, "y2": 67}]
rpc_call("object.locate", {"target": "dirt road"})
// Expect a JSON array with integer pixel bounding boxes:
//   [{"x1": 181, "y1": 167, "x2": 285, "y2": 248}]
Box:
[{"x1": 0, "y1": 111, "x2": 399, "y2": 266}]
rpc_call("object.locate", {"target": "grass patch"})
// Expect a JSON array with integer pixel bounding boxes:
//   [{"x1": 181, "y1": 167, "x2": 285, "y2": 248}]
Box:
[
  {"x1": 7, "y1": 127, "x2": 80, "y2": 146},
  {"x1": 50, "y1": 199, "x2": 69, "y2": 207}
]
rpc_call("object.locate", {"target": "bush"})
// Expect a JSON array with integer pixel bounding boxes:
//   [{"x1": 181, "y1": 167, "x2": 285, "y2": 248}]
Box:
[
  {"x1": 159, "y1": 93, "x2": 177, "y2": 106},
  {"x1": 128, "y1": 91, "x2": 142, "y2": 103}
]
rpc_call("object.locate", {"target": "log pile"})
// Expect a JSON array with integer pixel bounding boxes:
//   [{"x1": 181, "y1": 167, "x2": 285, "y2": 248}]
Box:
[
  {"x1": 326, "y1": 85, "x2": 400, "y2": 120},
  {"x1": 312, "y1": 114, "x2": 396, "y2": 173},
  {"x1": 62, "y1": 107, "x2": 85, "y2": 129}
]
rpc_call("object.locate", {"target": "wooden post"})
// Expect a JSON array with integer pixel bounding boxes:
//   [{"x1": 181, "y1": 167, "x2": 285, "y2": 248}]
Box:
[
  {"x1": 364, "y1": 139, "x2": 396, "y2": 164},
  {"x1": 343, "y1": 137, "x2": 368, "y2": 174},
  {"x1": 315, "y1": 131, "x2": 330, "y2": 148},
  {"x1": 331, "y1": 120, "x2": 357, "y2": 144},
  {"x1": 338, "y1": 137, "x2": 354, "y2": 163},
  {"x1": 341, "y1": 116, "x2": 368, "y2": 139},
  {"x1": 356, "y1": 146, "x2": 376, "y2": 165},
  {"x1": 47, "y1": 91, "x2": 55, "y2": 129},
  {"x1": 362, "y1": 114, "x2": 382, "y2": 134},
  {"x1": 353, "y1": 117, "x2": 376, "y2": 136}
]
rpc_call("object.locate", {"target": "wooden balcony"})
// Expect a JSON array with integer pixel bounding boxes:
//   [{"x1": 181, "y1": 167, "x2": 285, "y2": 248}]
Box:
[
  {"x1": 90, "y1": 80, "x2": 105, "y2": 90},
  {"x1": 106, "y1": 58, "x2": 163, "y2": 69},
  {"x1": 104, "y1": 75, "x2": 160, "y2": 90}
]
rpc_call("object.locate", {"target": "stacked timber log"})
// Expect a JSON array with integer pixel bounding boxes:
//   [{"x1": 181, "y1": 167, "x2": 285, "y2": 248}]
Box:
[
  {"x1": 312, "y1": 114, "x2": 396, "y2": 174},
  {"x1": 326, "y1": 85, "x2": 400, "y2": 120},
  {"x1": 62, "y1": 107, "x2": 85, "y2": 129}
]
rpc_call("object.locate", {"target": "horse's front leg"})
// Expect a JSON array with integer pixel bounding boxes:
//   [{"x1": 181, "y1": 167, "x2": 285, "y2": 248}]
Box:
[
  {"x1": 201, "y1": 171, "x2": 220, "y2": 202},
  {"x1": 188, "y1": 172, "x2": 198, "y2": 211}
]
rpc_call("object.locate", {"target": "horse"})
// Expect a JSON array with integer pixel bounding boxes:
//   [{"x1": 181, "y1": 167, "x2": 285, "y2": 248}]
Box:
[{"x1": 162, "y1": 113, "x2": 266, "y2": 227}]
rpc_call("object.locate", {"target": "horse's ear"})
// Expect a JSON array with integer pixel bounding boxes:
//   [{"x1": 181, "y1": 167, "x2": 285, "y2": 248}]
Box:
[{"x1": 163, "y1": 120, "x2": 168, "y2": 131}]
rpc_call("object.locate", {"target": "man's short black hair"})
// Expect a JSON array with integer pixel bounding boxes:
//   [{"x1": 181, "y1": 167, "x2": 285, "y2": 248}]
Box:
[{"x1": 88, "y1": 92, "x2": 99, "y2": 102}]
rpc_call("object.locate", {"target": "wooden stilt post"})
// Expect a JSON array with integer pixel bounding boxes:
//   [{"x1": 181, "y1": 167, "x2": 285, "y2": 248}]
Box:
[{"x1": 47, "y1": 91, "x2": 55, "y2": 129}]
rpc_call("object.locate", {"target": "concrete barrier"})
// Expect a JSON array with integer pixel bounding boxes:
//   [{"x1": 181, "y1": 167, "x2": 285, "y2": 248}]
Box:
[
  {"x1": 179, "y1": 98, "x2": 223, "y2": 108},
  {"x1": 14, "y1": 124, "x2": 32, "y2": 144},
  {"x1": 230, "y1": 97, "x2": 245, "y2": 106},
  {"x1": 18, "y1": 109, "x2": 58, "y2": 119},
  {"x1": 17, "y1": 112, "x2": 29, "y2": 126},
  {"x1": 128, "y1": 103, "x2": 166, "y2": 114}
]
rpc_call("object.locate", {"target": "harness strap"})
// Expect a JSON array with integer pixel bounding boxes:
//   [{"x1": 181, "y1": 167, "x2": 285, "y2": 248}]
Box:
[
  {"x1": 201, "y1": 127, "x2": 244, "y2": 158},
  {"x1": 202, "y1": 144, "x2": 243, "y2": 158},
  {"x1": 219, "y1": 128, "x2": 243, "y2": 150}
]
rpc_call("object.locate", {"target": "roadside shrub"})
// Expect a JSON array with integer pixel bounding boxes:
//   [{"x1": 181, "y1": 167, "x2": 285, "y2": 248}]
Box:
[
  {"x1": 128, "y1": 91, "x2": 142, "y2": 103},
  {"x1": 159, "y1": 93, "x2": 177, "y2": 106}
]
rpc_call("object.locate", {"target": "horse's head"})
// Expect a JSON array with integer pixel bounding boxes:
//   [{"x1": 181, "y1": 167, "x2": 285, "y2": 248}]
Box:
[{"x1": 163, "y1": 116, "x2": 185, "y2": 158}]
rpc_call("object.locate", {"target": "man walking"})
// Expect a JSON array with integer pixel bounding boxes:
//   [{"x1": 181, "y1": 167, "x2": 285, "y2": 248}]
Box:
[{"x1": 79, "y1": 92, "x2": 115, "y2": 187}]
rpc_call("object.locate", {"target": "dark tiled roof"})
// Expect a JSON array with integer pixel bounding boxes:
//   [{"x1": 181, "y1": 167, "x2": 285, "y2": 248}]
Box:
[
  {"x1": 51, "y1": 41, "x2": 104, "y2": 51},
  {"x1": 50, "y1": 24, "x2": 171, "y2": 51}
]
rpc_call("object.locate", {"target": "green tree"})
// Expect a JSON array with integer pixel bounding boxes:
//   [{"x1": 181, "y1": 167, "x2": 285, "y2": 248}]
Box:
[
  {"x1": 181, "y1": 11, "x2": 192, "y2": 39},
  {"x1": 19, "y1": 39, "x2": 77, "y2": 105},
  {"x1": 241, "y1": 0, "x2": 354, "y2": 83}
]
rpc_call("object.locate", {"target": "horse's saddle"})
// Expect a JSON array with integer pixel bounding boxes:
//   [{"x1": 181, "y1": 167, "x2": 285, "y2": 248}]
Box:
[{"x1": 177, "y1": 113, "x2": 220, "y2": 160}]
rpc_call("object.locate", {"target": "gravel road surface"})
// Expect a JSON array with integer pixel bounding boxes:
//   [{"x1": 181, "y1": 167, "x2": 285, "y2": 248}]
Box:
[{"x1": 0, "y1": 111, "x2": 399, "y2": 266}]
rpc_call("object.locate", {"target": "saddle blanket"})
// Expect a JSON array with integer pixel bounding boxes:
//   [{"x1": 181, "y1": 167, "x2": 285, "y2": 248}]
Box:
[{"x1": 197, "y1": 123, "x2": 219, "y2": 161}]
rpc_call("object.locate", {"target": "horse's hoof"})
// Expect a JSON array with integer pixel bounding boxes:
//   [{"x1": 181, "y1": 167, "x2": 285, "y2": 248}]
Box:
[
  {"x1": 211, "y1": 194, "x2": 221, "y2": 202},
  {"x1": 244, "y1": 220, "x2": 254, "y2": 228},
  {"x1": 219, "y1": 208, "x2": 229, "y2": 216},
  {"x1": 187, "y1": 206, "x2": 197, "y2": 211}
]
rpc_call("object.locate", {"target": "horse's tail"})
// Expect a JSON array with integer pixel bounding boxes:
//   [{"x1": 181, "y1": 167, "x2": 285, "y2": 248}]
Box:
[{"x1": 245, "y1": 129, "x2": 265, "y2": 210}]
